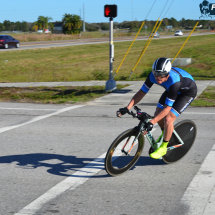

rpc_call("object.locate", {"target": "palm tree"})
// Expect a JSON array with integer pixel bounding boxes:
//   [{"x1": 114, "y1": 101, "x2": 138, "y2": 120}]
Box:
[
  {"x1": 62, "y1": 13, "x2": 82, "y2": 34},
  {"x1": 72, "y1": 15, "x2": 82, "y2": 30},
  {"x1": 32, "y1": 16, "x2": 53, "y2": 32},
  {"x1": 62, "y1": 13, "x2": 73, "y2": 31},
  {"x1": 32, "y1": 20, "x2": 42, "y2": 32}
]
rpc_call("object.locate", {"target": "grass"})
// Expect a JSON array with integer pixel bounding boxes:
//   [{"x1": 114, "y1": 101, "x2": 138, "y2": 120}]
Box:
[
  {"x1": 0, "y1": 34, "x2": 215, "y2": 83},
  {"x1": 191, "y1": 86, "x2": 215, "y2": 107},
  {"x1": 6, "y1": 29, "x2": 210, "y2": 42},
  {"x1": 7, "y1": 31, "x2": 144, "y2": 42},
  {"x1": 0, "y1": 84, "x2": 129, "y2": 104}
]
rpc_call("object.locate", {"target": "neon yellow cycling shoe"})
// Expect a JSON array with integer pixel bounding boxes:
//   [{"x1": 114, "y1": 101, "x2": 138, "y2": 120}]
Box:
[{"x1": 150, "y1": 141, "x2": 168, "y2": 159}]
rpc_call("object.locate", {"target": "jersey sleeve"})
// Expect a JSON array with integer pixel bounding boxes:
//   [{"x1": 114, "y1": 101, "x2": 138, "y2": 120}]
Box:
[
  {"x1": 165, "y1": 82, "x2": 182, "y2": 106},
  {"x1": 141, "y1": 72, "x2": 154, "y2": 94}
]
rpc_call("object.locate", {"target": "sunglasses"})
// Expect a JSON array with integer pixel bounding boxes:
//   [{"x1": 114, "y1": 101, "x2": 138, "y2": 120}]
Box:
[{"x1": 152, "y1": 71, "x2": 168, "y2": 78}]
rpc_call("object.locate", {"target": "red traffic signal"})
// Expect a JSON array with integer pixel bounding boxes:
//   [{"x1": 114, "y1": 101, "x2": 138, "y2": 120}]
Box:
[{"x1": 104, "y1": 5, "x2": 117, "y2": 18}]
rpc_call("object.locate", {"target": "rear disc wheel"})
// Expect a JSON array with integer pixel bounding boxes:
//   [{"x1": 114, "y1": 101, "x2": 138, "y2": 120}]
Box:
[{"x1": 163, "y1": 120, "x2": 197, "y2": 163}]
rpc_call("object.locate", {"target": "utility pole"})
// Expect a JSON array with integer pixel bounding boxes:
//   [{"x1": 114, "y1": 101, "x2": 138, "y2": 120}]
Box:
[
  {"x1": 132, "y1": 1, "x2": 133, "y2": 21},
  {"x1": 83, "y1": 4, "x2": 85, "y2": 32}
]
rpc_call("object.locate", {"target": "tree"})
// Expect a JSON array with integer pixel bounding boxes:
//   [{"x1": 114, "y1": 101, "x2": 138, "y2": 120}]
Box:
[
  {"x1": 100, "y1": 22, "x2": 109, "y2": 30},
  {"x1": 20, "y1": 21, "x2": 29, "y2": 32},
  {"x1": 179, "y1": 18, "x2": 186, "y2": 28},
  {"x1": 169, "y1": 17, "x2": 178, "y2": 27},
  {"x1": 0, "y1": 23, "x2": 5, "y2": 31},
  {"x1": 62, "y1": 14, "x2": 82, "y2": 34},
  {"x1": 3, "y1": 20, "x2": 11, "y2": 31},
  {"x1": 32, "y1": 16, "x2": 53, "y2": 32}
]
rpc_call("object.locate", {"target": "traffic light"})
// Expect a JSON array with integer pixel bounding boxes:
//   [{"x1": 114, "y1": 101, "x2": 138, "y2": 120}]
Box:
[{"x1": 104, "y1": 5, "x2": 117, "y2": 18}]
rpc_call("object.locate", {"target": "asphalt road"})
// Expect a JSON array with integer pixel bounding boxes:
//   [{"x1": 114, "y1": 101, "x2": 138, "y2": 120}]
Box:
[
  {"x1": 0, "y1": 81, "x2": 214, "y2": 215},
  {"x1": 0, "y1": 32, "x2": 214, "y2": 51}
]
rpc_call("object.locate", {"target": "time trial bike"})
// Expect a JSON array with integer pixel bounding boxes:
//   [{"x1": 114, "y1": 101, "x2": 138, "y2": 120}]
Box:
[{"x1": 105, "y1": 106, "x2": 197, "y2": 176}]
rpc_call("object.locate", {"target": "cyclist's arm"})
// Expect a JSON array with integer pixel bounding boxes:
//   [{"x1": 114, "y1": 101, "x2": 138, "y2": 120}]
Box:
[
  {"x1": 127, "y1": 89, "x2": 146, "y2": 110},
  {"x1": 127, "y1": 73, "x2": 154, "y2": 110}
]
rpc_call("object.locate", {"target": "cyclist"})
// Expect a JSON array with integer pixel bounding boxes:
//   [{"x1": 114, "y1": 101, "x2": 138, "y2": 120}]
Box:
[{"x1": 117, "y1": 57, "x2": 197, "y2": 159}]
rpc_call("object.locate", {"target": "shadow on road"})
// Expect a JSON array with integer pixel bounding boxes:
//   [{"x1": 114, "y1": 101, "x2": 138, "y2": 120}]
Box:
[{"x1": 0, "y1": 153, "x2": 166, "y2": 177}]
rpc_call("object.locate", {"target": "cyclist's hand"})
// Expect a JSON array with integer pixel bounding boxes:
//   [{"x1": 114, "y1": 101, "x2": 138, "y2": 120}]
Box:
[
  {"x1": 116, "y1": 107, "x2": 129, "y2": 117},
  {"x1": 144, "y1": 122, "x2": 153, "y2": 132}
]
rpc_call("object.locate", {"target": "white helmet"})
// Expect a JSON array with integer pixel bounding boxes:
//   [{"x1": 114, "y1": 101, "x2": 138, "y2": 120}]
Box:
[{"x1": 152, "y1": 58, "x2": 172, "y2": 77}]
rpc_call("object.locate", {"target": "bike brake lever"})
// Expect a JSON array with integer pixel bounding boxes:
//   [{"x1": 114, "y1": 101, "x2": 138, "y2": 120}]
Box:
[{"x1": 130, "y1": 111, "x2": 136, "y2": 118}]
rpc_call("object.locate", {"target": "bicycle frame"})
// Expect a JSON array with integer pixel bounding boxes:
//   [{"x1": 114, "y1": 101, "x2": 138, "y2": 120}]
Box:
[
  {"x1": 120, "y1": 107, "x2": 185, "y2": 156},
  {"x1": 146, "y1": 126, "x2": 185, "y2": 152}
]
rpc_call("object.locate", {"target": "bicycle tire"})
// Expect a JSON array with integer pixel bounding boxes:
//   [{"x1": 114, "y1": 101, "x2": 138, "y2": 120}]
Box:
[
  {"x1": 105, "y1": 128, "x2": 145, "y2": 176},
  {"x1": 162, "y1": 120, "x2": 197, "y2": 163}
]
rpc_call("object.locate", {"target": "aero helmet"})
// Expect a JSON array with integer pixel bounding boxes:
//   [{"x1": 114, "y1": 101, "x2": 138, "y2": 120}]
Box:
[{"x1": 152, "y1": 57, "x2": 172, "y2": 77}]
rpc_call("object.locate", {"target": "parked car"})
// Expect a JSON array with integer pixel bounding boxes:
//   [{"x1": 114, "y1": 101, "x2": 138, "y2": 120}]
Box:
[
  {"x1": 174, "y1": 30, "x2": 183, "y2": 36},
  {"x1": 150, "y1": 31, "x2": 160, "y2": 38},
  {"x1": 0, "y1": 35, "x2": 20, "y2": 49},
  {"x1": 37, "y1": 30, "x2": 43, "y2": 33}
]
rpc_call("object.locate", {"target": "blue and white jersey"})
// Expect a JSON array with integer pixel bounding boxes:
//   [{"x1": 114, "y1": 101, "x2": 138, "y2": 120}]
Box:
[{"x1": 141, "y1": 67, "x2": 196, "y2": 107}]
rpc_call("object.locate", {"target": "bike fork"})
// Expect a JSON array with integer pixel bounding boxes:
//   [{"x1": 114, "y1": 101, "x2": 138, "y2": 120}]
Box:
[{"x1": 121, "y1": 131, "x2": 141, "y2": 156}]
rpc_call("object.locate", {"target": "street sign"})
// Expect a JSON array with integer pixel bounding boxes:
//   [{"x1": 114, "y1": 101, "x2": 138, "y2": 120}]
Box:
[{"x1": 104, "y1": 5, "x2": 117, "y2": 18}]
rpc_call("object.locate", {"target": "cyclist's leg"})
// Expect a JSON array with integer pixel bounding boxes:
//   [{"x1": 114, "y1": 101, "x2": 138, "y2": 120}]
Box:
[
  {"x1": 154, "y1": 90, "x2": 168, "y2": 131},
  {"x1": 163, "y1": 111, "x2": 177, "y2": 141},
  {"x1": 150, "y1": 94, "x2": 195, "y2": 159},
  {"x1": 150, "y1": 111, "x2": 177, "y2": 159}
]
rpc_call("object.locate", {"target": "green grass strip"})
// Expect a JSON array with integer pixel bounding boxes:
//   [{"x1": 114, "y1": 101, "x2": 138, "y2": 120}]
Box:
[
  {"x1": 0, "y1": 84, "x2": 129, "y2": 104},
  {"x1": 191, "y1": 86, "x2": 215, "y2": 107}
]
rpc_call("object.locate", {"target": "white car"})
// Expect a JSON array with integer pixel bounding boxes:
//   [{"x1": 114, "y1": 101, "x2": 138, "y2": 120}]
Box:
[{"x1": 175, "y1": 30, "x2": 183, "y2": 36}]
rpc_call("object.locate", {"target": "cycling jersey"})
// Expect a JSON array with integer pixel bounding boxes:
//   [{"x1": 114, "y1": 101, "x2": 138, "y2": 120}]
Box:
[{"x1": 141, "y1": 67, "x2": 197, "y2": 117}]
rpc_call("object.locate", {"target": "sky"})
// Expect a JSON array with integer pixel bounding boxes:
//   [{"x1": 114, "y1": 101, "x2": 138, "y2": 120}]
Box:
[{"x1": 0, "y1": 0, "x2": 215, "y2": 23}]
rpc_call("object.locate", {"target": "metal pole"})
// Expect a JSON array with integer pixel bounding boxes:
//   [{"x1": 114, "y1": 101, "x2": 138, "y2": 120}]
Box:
[
  {"x1": 109, "y1": 17, "x2": 113, "y2": 80},
  {"x1": 132, "y1": 1, "x2": 133, "y2": 21},
  {"x1": 83, "y1": 4, "x2": 85, "y2": 32},
  {"x1": 105, "y1": 17, "x2": 116, "y2": 92}
]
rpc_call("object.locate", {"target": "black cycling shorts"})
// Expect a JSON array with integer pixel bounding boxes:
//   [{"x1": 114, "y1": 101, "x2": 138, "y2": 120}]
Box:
[{"x1": 157, "y1": 91, "x2": 197, "y2": 117}]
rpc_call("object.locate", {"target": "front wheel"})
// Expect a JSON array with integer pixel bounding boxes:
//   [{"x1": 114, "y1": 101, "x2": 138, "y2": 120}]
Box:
[
  {"x1": 105, "y1": 128, "x2": 145, "y2": 176},
  {"x1": 163, "y1": 120, "x2": 197, "y2": 163},
  {"x1": 16, "y1": 43, "x2": 20, "y2": 48}
]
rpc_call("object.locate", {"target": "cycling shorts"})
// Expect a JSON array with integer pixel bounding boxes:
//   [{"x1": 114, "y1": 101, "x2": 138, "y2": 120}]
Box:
[{"x1": 157, "y1": 90, "x2": 197, "y2": 117}]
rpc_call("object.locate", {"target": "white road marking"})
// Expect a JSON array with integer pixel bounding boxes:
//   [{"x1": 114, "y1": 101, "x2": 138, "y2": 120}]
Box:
[
  {"x1": 0, "y1": 107, "x2": 57, "y2": 111},
  {"x1": 14, "y1": 153, "x2": 106, "y2": 215},
  {"x1": 0, "y1": 105, "x2": 84, "y2": 134},
  {"x1": 180, "y1": 144, "x2": 215, "y2": 215}
]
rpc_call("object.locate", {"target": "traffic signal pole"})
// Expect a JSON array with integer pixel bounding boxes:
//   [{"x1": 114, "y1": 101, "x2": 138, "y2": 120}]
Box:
[
  {"x1": 105, "y1": 17, "x2": 116, "y2": 92},
  {"x1": 104, "y1": 5, "x2": 117, "y2": 92}
]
